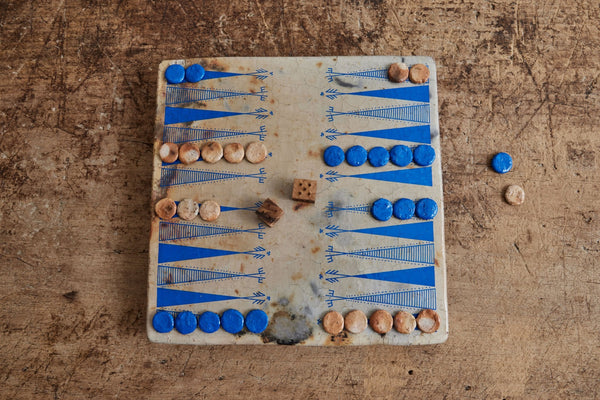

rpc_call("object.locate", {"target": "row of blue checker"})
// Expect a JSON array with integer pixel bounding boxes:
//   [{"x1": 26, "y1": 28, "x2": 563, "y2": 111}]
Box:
[
  {"x1": 153, "y1": 309, "x2": 268, "y2": 335},
  {"x1": 165, "y1": 63, "x2": 206, "y2": 84},
  {"x1": 371, "y1": 197, "x2": 438, "y2": 221},
  {"x1": 323, "y1": 144, "x2": 435, "y2": 168}
]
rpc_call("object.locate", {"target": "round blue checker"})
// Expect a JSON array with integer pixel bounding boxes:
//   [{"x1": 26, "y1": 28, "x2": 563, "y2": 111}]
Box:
[
  {"x1": 174, "y1": 311, "x2": 197, "y2": 335},
  {"x1": 185, "y1": 64, "x2": 206, "y2": 83},
  {"x1": 371, "y1": 198, "x2": 393, "y2": 221},
  {"x1": 368, "y1": 146, "x2": 390, "y2": 167},
  {"x1": 413, "y1": 145, "x2": 436, "y2": 166},
  {"x1": 323, "y1": 145, "x2": 345, "y2": 167},
  {"x1": 491, "y1": 152, "x2": 513, "y2": 174},
  {"x1": 393, "y1": 198, "x2": 416, "y2": 220},
  {"x1": 221, "y1": 309, "x2": 244, "y2": 334},
  {"x1": 346, "y1": 145, "x2": 367, "y2": 167},
  {"x1": 198, "y1": 311, "x2": 220, "y2": 333},
  {"x1": 152, "y1": 311, "x2": 174, "y2": 333},
  {"x1": 245, "y1": 309, "x2": 269, "y2": 334},
  {"x1": 390, "y1": 145, "x2": 413, "y2": 167},
  {"x1": 415, "y1": 198, "x2": 438, "y2": 220},
  {"x1": 164, "y1": 64, "x2": 185, "y2": 84}
]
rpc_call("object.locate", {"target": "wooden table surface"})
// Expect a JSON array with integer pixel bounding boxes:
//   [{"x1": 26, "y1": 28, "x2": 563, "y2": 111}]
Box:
[{"x1": 1, "y1": 1, "x2": 598, "y2": 398}]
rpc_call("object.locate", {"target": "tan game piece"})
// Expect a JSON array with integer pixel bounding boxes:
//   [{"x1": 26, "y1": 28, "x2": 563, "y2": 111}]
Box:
[
  {"x1": 505, "y1": 184, "x2": 525, "y2": 205},
  {"x1": 178, "y1": 143, "x2": 200, "y2": 164},
  {"x1": 292, "y1": 179, "x2": 317, "y2": 203},
  {"x1": 369, "y1": 310, "x2": 393, "y2": 334},
  {"x1": 255, "y1": 198, "x2": 283, "y2": 227},
  {"x1": 201, "y1": 141, "x2": 223, "y2": 163},
  {"x1": 388, "y1": 62, "x2": 409, "y2": 83},
  {"x1": 409, "y1": 63, "x2": 430, "y2": 84},
  {"x1": 199, "y1": 200, "x2": 221, "y2": 222},
  {"x1": 223, "y1": 143, "x2": 245, "y2": 163},
  {"x1": 177, "y1": 198, "x2": 199, "y2": 220},
  {"x1": 159, "y1": 142, "x2": 179, "y2": 163},
  {"x1": 245, "y1": 142, "x2": 268, "y2": 164},
  {"x1": 416, "y1": 309, "x2": 440, "y2": 333},
  {"x1": 322, "y1": 311, "x2": 344, "y2": 335},
  {"x1": 155, "y1": 198, "x2": 177, "y2": 220},
  {"x1": 394, "y1": 311, "x2": 416, "y2": 334},
  {"x1": 344, "y1": 310, "x2": 368, "y2": 334}
]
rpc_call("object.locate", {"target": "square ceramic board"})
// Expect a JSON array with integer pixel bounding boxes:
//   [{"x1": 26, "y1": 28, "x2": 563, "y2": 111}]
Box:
[{"x1": 147, "y1": 56, "x2": 448, "y2": 345}]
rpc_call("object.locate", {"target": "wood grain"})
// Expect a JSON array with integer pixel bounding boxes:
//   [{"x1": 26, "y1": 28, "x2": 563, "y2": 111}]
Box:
[{"x1": 1, "y1": 0, "x2": 599, "y2": 398}]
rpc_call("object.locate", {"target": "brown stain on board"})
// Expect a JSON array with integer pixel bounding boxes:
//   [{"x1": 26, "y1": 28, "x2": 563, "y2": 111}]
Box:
[
  {"x1": 326, "y1": 331, "x2": 352, "y2": 346},
  {"x1": 293, "y1": 202, "x2": 308, "y2": 211},
  {"x1": 311, "y1": 247, "x2": 320, "y2": 254},
  {"x1": 307, "y1": 149, "x2": 319, "y2": 159},
  {"x1": 291, "y1": 272, "x2": 303, "y2": 281},
  {"x1": 316, "y1": 62, "x2": 323, "y2": 67}
]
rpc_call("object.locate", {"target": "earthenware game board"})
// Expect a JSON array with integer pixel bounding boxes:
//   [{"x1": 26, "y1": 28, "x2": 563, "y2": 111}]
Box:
[{"x1": 147, "y1": 56, "x2": 448, "y2": 345}]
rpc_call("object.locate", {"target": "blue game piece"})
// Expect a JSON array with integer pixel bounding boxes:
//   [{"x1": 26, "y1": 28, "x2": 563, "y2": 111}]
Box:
[
  {"x1": 198, "y1": 311, "x2": 220, "y2": 333},
  {"x1": 491, "y1": 152, "x2": 513, "y2": 174},
  {"x1": 152, "y1": 311, "x2": 174, "y2": 333},
  {"x1": 165, "y1": 64, "x2": 185, "y2": 84},
  {"x1": 221, "y1": 309, "x2": 244, "y2": 334},
  {"x1": 371, "y1": 198, "x2": 393, "y2": 221},
  {"x1": 413, "y1": 145, "x2": 436, "y2": 166},
  {"x1": 346, "y1": 145, "x2": 367, "y2": 166},
  {"x1": 245, "y1": 309, "x2": 269, "y2": 334},
  {"x1": 415, "y1": 198, "x2": 438, "y2": 220},
  {"x1": 174, "y1": 311, "x2": 197, "y2": 335},
  {"x1": 390, "y1": 145, "x2": 413, "y2": 167},
  {"x1": 368, "y1": 146, "x2": 390, "y2": 167},
  {"x1": 185, "y1": 64, "x2": 206, "y2": 83},
  {"x1": 393, "y1": 198, "x2": 416, "y2": 220},
  {"x1": 323, "y1": 145, "x2": 345, "y2": 167}
]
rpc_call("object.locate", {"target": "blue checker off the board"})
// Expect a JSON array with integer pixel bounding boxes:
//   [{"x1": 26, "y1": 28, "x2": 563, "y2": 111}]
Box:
[
  {"x1": 390, "y1": 145, "x2": 413, "y2": 167},
  {"x1": 371, "y1": 198, "x2": 393, "y2": 221},
  {"x1": 245, "y1": 309, "x2": 269, "y2": 334},
  {"x1": 175, "y1": 311, "x2": 197, "y2": 335},
  {"x1": 393, "y1": 198, "x2": 416, "y2": 220},
  {"x1": 413, "y1": 145, "x2": 436, "y2": 166},
  {"x1": 368, "y1": 147, "x2": 390, "y2": 167},
  {"x1": 346, "y1": 145, "x2": 367, "y2": 166},
  {"x1": 415, "y1": 198, "x2": 438, "y2": 220},
  {"x1": 221, "y1": 309, "x2": 244, "y2": 334},
  {"x1": 198, "y1": 311, "x2": 221, "y2": 333},
  {"x1": 323, "y1": 145, "x2": 345, "y2": 167},
  {"x1": 185, "y1": 64, "x2": 205, "y2": 83},
  {"x1": 492, "y1": 152, "x2": 513, "y2": 174},
  {"x1": 165, "y1": 64, "x2": 185, "y2": 84},
  {"x1": 152, "y1": 311, "x2": 174, "y2": 333}
]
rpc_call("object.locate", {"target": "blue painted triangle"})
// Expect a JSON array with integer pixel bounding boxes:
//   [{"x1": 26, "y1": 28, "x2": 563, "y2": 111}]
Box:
[
  {"x1": 348, "y1": 85, "x2": 429, "y2": 102},
  {"x1": 165, "y1": 107, "x2": 243, "y2": 125},
  {"x1": 203, "y1": 71, "x2": 245, "y2": 80},
  {"x1": 354, "y1": 221, "x2": 433, "y2": 241},
  {"x1": 158, "y1": 243, "x2": 239, "y2": 263},
  {"x1": 356, "y1": 265, "x2": 435, "y2": 286},
  {"x1": 157, "y1": 287, "x2": 238, "y2": 307},
  {"x1": 351, "y1": 167, "x2": 432, "y2": 186},
  {"x1": 348, "y1": 125, "x2": 430, "y2": 144}
]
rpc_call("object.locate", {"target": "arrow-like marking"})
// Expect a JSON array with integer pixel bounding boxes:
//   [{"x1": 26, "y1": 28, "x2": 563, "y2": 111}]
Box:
[
  {"x1": 320, "y1": 266, "x2": 435, "y2": 286},
  {"x1": 157, "y1": 288, "x2": 269, "y2": 307},
  {"x1": 320, "y1": 221, "x2": 434, "y2": 242},
  {"x1": 165, "y1": 107, "x2": 271, "y2": 124},
  {"x1": 321, "y1": 86, "x2": 429, "y2": 102}
]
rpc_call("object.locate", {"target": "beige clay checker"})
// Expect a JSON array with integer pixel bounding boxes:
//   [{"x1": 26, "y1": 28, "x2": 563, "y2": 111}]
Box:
[
  {"x1": 148, "y1": 56, "x2": 448, "y2": 346},
  {"x1": 223, "y1": 142, "x2": 245, "y2": 163}
]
